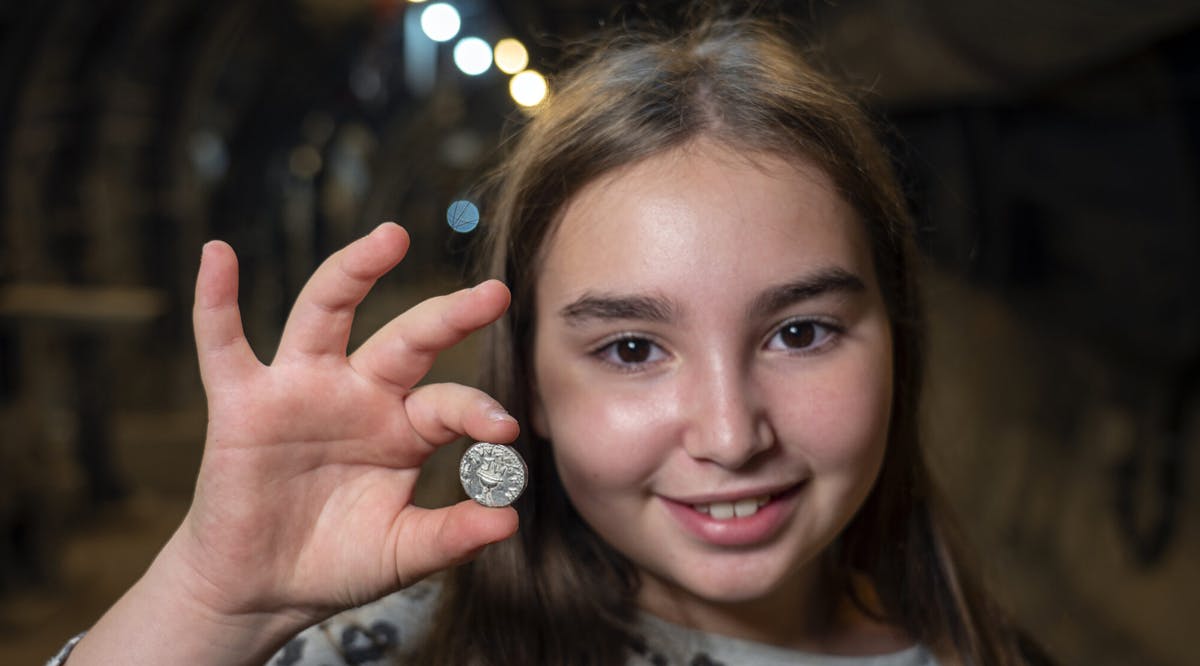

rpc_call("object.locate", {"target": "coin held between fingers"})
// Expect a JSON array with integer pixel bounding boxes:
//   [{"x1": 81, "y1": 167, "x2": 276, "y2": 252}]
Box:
[{"x1": 460, "y1": 442, "x2": 527, "y2": 507}]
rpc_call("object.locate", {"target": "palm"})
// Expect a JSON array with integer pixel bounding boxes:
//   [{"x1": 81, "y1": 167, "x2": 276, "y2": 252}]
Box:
[{"x1": 178, "y1": 223, "x2": 519, "y2": 619}]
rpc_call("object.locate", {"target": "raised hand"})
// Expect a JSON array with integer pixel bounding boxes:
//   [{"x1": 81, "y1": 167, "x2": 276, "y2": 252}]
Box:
[{"x1": 70, "y1": 223, "x2": 519, "y2": 665}]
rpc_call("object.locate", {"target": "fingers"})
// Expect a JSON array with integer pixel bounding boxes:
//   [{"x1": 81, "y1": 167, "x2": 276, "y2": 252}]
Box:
[
  {"x1": 404, "y1": 383, "x2": 520, "y2": 447},
  {"x1": 350, "y1": 279, "x2": 510, "y2": 391},
  {"x1": 393, "y1": 501, "x2": 519, "y2": 585},
  {"x1": 277, "y1": 223, "x2": 410, "y2": 359},
  {"x1": 194, "y1": 241, "x2": 259, "y2": 387}
]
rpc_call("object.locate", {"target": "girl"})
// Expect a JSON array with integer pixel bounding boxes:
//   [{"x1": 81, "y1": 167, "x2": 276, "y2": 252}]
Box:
[{"x1": 58, "y1": 13, "x2": 1036, "y2": 666}]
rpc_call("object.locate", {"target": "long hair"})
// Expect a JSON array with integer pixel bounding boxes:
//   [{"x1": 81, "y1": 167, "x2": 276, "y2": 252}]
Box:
[{"x1": 416, "y1": 13, "x2": 1027, "y2": 665}]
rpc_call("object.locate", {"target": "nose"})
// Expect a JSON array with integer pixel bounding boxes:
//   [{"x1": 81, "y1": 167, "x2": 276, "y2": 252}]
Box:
[{"x1": 681, "y1": 363, "x2": 776, "y2": 469}]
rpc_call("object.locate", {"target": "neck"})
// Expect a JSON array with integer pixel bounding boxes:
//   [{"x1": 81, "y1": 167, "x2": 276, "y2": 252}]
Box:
[
  {"x1": 636, "y1": 561, "x2": 834, "y2": 652},
  {"x1": 636, "y1": 564, "x2": 913, "y2": 656}
]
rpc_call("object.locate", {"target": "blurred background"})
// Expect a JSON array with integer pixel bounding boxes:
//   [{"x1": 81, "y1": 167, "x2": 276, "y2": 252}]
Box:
[{"x1": 1, "y1": 1, "x2": 1197, "y2": 663}]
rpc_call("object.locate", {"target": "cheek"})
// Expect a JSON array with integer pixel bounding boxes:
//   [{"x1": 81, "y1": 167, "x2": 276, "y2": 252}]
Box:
[
  {"x1": 781, "y1": 354, "x2": 893, "y2": 475},
  {"x1": 541, "y1": 379, "x2": 679, "y2": 493}
]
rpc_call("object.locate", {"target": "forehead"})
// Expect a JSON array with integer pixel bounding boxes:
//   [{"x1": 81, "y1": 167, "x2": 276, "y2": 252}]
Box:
[{"x1": 537, "y1": 141, "x2": 874, "y2": 300}]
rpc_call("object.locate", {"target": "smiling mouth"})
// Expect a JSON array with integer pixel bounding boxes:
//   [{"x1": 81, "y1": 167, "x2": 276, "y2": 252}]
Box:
[
  {"x1": 692, "y1": 496, "x2": 771, "y2": 520},
  {"x1": 660, "y1": 483, "x2": 804, "y2": 546}
]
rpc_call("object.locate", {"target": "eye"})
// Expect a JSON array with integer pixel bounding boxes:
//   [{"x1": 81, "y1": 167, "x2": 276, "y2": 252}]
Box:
[
  {"x1": 593, "y1": 335, "x2": 668, "y2": 369},
  {"x1": 766, "y1": 319, "x2": 840, "y2": 353}
]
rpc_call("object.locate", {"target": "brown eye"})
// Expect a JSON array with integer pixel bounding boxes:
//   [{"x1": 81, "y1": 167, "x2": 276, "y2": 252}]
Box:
[
  {"x1": 595, "y1": 335, "x2": 668, "y2": 369},
  {"x1": 768, "y1": 319, "x2": 840, "y2": 353},
  {"x1": 615, "y1": 338, "x2": 652, "y2": 363},
  {"x1": 779, "y1": 322, "x2": 816, "y2": 348}
]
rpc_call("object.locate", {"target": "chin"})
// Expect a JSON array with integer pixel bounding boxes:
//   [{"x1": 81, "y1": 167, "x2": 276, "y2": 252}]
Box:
[
  {"x1": 689, "y1": 578, "x2": 782, "y2": 605},
  {"x1": 648, "y1": 554, "x2": 810, "y2": 608}
]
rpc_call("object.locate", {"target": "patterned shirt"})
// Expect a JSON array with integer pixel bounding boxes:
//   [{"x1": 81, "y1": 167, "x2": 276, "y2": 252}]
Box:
[{"x1": 266, "y1": 581, "x2": 939, "y2": 666}]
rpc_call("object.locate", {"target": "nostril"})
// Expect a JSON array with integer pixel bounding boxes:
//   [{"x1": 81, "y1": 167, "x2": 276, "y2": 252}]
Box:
[
  {"x1": 684, "y1": 415, "x2": 774, "y2": 469},
  {"x1": 756, "y1": 419, "x2": 776, "y2": 451},
  {"x1": 680, "y1": 372, "x2": 772, "y2": 466}
]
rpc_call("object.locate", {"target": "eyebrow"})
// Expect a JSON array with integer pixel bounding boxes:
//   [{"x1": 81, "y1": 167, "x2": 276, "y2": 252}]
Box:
[
  {"x1": 749, "y1": 268, "x2": 866, "y2": 318},
  {"x1": 559, "y1": 292, "x2": 676, "y2": 325},
  {"x1": 556, "y1": 267, "x2": 866, "y2": 326}
]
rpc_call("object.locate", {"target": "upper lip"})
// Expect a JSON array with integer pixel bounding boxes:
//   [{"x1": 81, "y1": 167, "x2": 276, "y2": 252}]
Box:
[{"x1": 663, "y1": 480, "x2": 803, "y2": 505}]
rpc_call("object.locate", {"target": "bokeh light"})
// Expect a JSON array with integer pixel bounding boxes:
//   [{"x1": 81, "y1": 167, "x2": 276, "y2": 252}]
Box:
[
  {"x1": 420, "y1": 3, "x2": 460, "y2": 42},
  {"x1": 453, "y1": 37, "x2": 492, "y2": 76},
  {"x1": 493, "y1": 38, "x2": 529, "y2": 75},
  {"x1": 446, "y1": 199, "x2": 480, "y2": 233},
  {"x1": 288, "y1": 145, "x2": 322, "y2": 179},
  {"x1": 509, "y1": 69, "x2": 547, "y2": 107}
]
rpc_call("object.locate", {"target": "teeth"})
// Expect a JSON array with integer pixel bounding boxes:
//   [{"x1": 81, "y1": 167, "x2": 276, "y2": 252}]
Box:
[
  {"x1": 709, "y1": 502, "x2": 735, "y2": 520},
  {"x1": 692, "y1": 495, "x2": 770, "y2": 520},
  {"x1": 734, "y1": 498, "x2": 759, "y2": 517}
]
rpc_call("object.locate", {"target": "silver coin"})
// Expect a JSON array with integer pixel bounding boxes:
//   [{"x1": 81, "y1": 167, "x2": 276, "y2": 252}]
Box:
[{"x1": 459, "y1": 442, "x2": 527, "y2": 507}]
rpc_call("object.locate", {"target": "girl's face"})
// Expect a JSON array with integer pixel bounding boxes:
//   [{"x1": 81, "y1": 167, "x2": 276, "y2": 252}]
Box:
[{"x1": 530, "y1": 141, "x2": 893, "y2": 626}]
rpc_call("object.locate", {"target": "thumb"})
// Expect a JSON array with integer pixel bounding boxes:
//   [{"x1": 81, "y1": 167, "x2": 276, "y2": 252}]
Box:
[{"x1": 393, "y1": 501, "x2": 519, "y2": 584}]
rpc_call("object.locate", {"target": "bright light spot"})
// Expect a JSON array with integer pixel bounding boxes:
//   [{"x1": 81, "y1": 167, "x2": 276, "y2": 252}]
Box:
[
  {"x1": 408, "y1": 0, "x2": 428, "y2": 4},
  {"x1": 446, "y1": 200, "x2": 480, "y2": 233},
  {"x1": 453, "y1": 37, "x2": 492, "y2": 76},
  {"x1": 493, "y1": 38, "x2": 528, "y2": 74},
  {"x1": 420, "y1": 3, "x2": 460, "y2": 42},
  {"x1": 509, "y1": 70, "x2": 547, "y2": 107}
]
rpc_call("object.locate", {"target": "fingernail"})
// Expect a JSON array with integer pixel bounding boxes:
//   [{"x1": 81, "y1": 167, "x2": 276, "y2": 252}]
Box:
[
  {"x1": 487, "y1": 406, "x2": 516, "y2": 424},
  {"x1": 471, "y1": 280, "x2": 498, "y2": 294}
]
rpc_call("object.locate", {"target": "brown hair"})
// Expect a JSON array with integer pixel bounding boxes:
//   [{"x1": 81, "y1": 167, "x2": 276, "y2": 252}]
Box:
[{"x1": 416, "y1": 12, "x2": 1028, "y2": 665}]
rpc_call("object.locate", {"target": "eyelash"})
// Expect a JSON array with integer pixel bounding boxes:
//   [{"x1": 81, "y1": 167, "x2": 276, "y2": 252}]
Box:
[
  {"x1": 590, "y1": 333, "x2": 669, "y2": 372},
  {"x1": 589, "y1": 318, "x2": 843, "y2": 371},
  {"x1": 764, "y1": 317, "x2": 843, "y2": 354}
]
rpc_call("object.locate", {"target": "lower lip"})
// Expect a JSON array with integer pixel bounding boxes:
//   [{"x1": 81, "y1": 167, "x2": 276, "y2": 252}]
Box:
[{"x1": 660, "y1": 484, "x2": 803, "y2": 548}]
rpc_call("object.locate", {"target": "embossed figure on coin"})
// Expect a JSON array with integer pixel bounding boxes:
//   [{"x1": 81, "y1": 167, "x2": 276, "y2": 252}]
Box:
[{"x1": 460, "y1": 442, "x2": 527, "y2": 507}]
